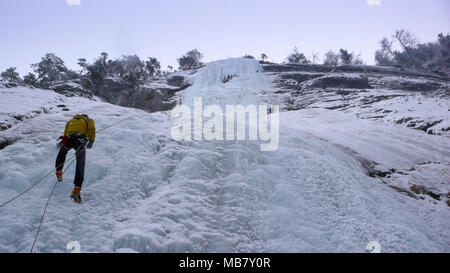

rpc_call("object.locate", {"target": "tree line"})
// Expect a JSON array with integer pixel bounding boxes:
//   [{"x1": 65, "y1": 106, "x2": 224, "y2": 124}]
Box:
[
  {"x1": 246, "y1": 30, "x2": 449, "y2": 74},
  {"x1": 0, "y1": 49, "x2": 204, "y2": 89},
  {"x1": 375, "y1": 30, "x2": 449, "y2": 74},
  {"x1": 1, "y1": 29, "x2": 449, "y2": 88}
]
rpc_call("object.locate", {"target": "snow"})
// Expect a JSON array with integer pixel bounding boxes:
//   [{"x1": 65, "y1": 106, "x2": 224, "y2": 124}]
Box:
[
  {"x1": 0, "y1": 58, "x2": 449, "y2": 253},
  {"x1": 369, "y1": 93, "x2": 450, "y2": 135},
  {"x1": 279, "y1": 109, "x2": 450, "y2": 248},
  {"x1": 284, "y1": 71, "x2": 449, "y2": 136},
  {"x1": 0, "y1": 88, "x2": 60, "y2": 126},
  {"x1": 182, "y1": 58, "x2": 275, "y2": 107}
]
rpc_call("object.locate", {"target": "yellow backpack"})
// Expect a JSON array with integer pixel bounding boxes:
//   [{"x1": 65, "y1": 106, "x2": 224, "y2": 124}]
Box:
[{"x1": 64, "y1": 115, "x2": 96, "y2": 141}]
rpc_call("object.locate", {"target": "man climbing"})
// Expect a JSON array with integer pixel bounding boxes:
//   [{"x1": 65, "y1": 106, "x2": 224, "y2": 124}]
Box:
[{"x1": 56, "y1": 114, "x2": 96, "y2": 203}]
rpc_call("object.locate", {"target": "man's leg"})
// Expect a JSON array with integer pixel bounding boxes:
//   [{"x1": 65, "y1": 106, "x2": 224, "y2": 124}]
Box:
[
  {"x1": 74, "y1": 148, "x2": 86, "y2": 188},
  {"x1": 55, "y1": 145, "x2": 69, "y2": 172}
]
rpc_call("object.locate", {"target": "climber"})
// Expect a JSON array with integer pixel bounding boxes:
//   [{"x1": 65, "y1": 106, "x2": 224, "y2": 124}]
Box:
[{"x1": 55, "y1": 114, "x2": 96, "y2": 203}]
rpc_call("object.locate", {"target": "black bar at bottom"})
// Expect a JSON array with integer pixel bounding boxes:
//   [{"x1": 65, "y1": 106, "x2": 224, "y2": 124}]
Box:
[{"x1": 0, "y1": 253, "x2": 446, "y2": 272}]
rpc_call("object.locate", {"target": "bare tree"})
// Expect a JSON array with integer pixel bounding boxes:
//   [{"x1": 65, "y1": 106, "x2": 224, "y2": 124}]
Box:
[
  {"x1": 178, "y1": 49, "x2": 204, "y2": 70},
  {"x1": 380, "y1": 37, "x2": 401, "y2": 66},
  {"x1": 352, "y1": 52, "x2": 364, "y2": 65},
  {"x1": 31, "y1": 53, "x2": 68, "y2": 87},
  {"x1": 77, "y1": 58, "x2": 88, "y2": 75},
  {"x1": 100, "y1": 52, "x2": 108, "y2": 67},
  {"x1": 393, "y1": 29, "x2": 418, "y2": 68},
  {"x1": 311, "y1": 52, "x2": 319, "y2": 64},
  {"x1": 261, "y1": 53, "x2": 268, "y2": 62},
  {"x1": 339, "y1": 49, "x2": 353, "y2": 64},
  {"x1": 323, "y1": 50, "x2": 340, "y2": 66},
  {"x1": 145, "y1": 57, "x2": 161, "y2": 78},
  {"x1": 287, "y1": 47, "x2": 310, "y2": 64},
  {"x1": 23, "y1": 72, "x2": 38, "y2": 87}
]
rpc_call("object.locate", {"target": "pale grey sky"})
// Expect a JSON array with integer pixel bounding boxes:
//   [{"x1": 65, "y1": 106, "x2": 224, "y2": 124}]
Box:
[{"x1": 0, "y1": 0, "x2": 448, "y2": 75}]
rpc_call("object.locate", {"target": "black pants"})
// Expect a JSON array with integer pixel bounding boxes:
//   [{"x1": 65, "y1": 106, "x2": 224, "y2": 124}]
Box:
[{"x1": 56, "y1": 136, "x2": 87, "y2": 188}]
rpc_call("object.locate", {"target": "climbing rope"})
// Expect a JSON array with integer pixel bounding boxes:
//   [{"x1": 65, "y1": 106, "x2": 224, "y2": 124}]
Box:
[
  {"x1": 0, "y1": 114, "x2": 137, "y2": 252},
  {"x1": 0, "y1": 153, "x2": 78, "y2": 208},
  {"x1": 29, "y1": 153, "x2": 78, "y2": 253},
  {"x1": 96, "y1": 114, "x2": 137, "y2": 134},
  {"x1": 0, "y1": 114, "x2": 137, "y2": 209},
  {"x1": 29, "y1": 180, "x2": 58, "y2": 253}
]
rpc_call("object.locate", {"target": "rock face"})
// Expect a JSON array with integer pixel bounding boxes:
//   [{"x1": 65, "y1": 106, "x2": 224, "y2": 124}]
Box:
[
  {"x1": 14, "y1": 71, "x2": 194, "y2": 114},
  {"x1": 50, "y1": 80, "x2": 94, "y2": 99},
  {"x1": 301, "y1": 74, "x2": 372, "y2": 90},
  {"x1": 166, "y1": 75, "x2": 186, "y2": 87},
  {"x1": 263, "y1": 63, "x2": 450, "y2": 136},
  {"x1": 94, "y1": 74, "x2": 191, "y2": 113}
]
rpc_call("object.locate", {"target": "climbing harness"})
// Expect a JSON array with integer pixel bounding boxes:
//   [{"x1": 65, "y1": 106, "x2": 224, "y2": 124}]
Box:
[{"x1": 0, "y1": 114, "x2": 137, "y2": 252}]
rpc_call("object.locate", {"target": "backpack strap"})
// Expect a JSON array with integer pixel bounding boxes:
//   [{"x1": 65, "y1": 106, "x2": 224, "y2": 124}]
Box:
[{"x1": 80, "y1": 115, "x2": 89, "y2": 131}]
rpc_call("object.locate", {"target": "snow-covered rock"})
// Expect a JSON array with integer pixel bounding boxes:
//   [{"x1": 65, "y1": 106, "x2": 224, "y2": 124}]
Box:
[
  {"x1": 300, "y1": 73, "x2": 372, "y2": 90},
  {"x1": 50, "y1": 80, "x2": 94, "y2": 100},
  {"x1": 0, "y1": 58, "x2": 448, "y2": 253},
  {"x1": 0, "y1": 79, "x2": 94, "y2": 100},
  {"x1": 94, "y1": 74, "x2": 191, "y2": 113},
  {"x1": 267, "y1": 63, "x2": 450, "y2": 136}
]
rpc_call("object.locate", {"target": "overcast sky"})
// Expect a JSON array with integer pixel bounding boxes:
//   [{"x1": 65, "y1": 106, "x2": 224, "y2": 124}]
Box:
[{"x1": 0, "y1": 0, "x2": 448, "y2": 75}]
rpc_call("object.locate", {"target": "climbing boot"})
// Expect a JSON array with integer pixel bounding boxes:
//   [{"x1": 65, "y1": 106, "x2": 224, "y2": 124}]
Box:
[
  {"x1": 56, "y1": 171, "x2": 63, "y2": 182},
  {"x1": 71, "y1": 187, "x2": 82, "y2": 204}
]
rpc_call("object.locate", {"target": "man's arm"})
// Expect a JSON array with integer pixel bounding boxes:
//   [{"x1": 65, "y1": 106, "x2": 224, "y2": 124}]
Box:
[{"x1": 86, "y1": 119, "x2": 96, "y2": 149}]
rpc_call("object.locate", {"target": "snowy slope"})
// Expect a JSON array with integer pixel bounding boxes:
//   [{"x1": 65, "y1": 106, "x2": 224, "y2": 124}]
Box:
[
  {"x1": 268, "y1": 63, "x2": 450, "y2": 136},
  {"x1": 0, "y1": 59, "x2": 449, "y2": 253}
]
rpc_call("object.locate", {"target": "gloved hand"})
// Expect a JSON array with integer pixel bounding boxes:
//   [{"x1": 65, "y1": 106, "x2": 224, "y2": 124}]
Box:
[
  {"x1": 86, "y1": 141, "x2": 94, "y2": 149},
  {"x1": 59, "y1": 135, "x2": 68, "y2": 144},
  {"x1": 57, "y1": 136, "x2": 67, "y2": 149}
]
